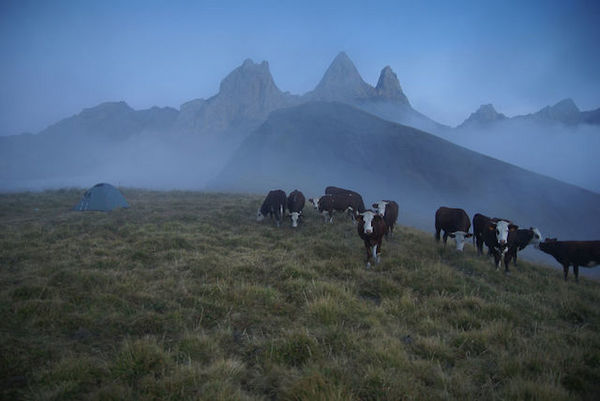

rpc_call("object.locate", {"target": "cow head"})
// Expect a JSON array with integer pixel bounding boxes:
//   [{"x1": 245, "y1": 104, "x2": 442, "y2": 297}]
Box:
[
  {"x1": 359, "y1": 211, "x2": 377, "y2": 234},
  {"x1": 488, "y1": 220, "x2": 518, "y2": 251},
  {"x1": 289, "y1": 211, "x2": 302, "y2": 228},
  {"x1": 530, "y1": 227, "x2": 542, "y2": 247},
  {"x1": 372, "y1": 201, "x2": 388, "y2": 217},
  {"x1": 308, "y1": 197, "x2": 320, "y2": 209},
  {"x1": 448, "y1": 231, "x2": 473, "y2": 251},
  {"x1": 256, "y1": 208, "x2": 265, "y2": 222}
]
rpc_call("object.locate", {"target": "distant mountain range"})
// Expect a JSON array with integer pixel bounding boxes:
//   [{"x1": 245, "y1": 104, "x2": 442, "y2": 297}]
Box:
[
  {"x1": 458, "y1": 98, "x2": 600, "y2": 129},
  {"x1": 1, "y1": 51, "x2": 599, "y2": 215}
]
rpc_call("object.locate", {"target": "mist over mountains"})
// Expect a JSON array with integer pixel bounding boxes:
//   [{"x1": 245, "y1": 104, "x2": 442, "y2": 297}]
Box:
[{"x1": 1, "y1": 52, "x2": 599, "y2": 240}]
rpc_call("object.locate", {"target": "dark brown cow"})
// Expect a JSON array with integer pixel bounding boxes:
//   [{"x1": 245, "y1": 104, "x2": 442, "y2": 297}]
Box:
[
  {"x1": 434, "y1": 207, "x2": 472, "y2": 251},
  {"x1": 257, "y1": 189, "x2": 286, "y2": 227},
  {"x1": 373, "y1": 200, "x2": 399, "y2": 238},
  {"x1": 473, "y1": 213, "x2": 518, "y2": 271},
  {"x1": 539, "y1": 238, "x2": 600, "y2": 282},
  {"x1": 357, "y1": 210, "x2": 387, "y2": 268},
  {"x1": 286, "y1": 189, "x2": 305, "y2": 228},
  {"x1": 325, "y1": 186, "x2": 366, "y2": 213},
  {"x1": 309, "y1": 193, "x2": 363, "y2": 223},
  {"x1": 504, "y1": 227, "x2": 543, "y2": 267}
]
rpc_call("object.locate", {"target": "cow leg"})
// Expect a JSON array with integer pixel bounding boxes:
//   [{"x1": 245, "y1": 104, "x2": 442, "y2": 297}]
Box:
[
  {"x1": 376, "y1": 238, "x2": 383, "y2": 264},
  {"x1": 562, "y1": 264, "x2": 569, "y2": 281},
  {"x1": 514, "y1": 252, "x2": 518, "y2": 267},
  {"x1": 442, "y1": 231, "x2": 448, "y2": 245},
  {"x1": 574, "y1": 265, "x2": 579, "y2": 283},
  {"x1": 372, "y1": 244, "x2": 378, "y2": 265},
  {"x1": 493, "y1": 252, "x2": 501, "y2": 270},
  {"x1": 476, "y1": 237, "x2": 483, "y2": 255},
  {"x1": 435, "y1": 228, "x2": 441, "y2": 242},
  {"x1": 364, "y1": 242, "x2": 372, "y2": 269}
]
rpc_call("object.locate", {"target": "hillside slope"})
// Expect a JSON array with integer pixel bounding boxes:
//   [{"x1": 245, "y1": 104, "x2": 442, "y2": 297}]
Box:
[
  {"x1": 1, "y1": 190, "x2": 599, "y2": 400},
  {"x1": 213, "y1": 102, "x2": 600, "y2": 240}
]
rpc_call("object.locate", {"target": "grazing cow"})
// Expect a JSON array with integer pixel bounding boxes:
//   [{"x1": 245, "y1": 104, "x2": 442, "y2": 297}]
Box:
[
  {"x1": 373, "y1": 200, "x2": 399, "y2": 238},
  {"x1": 538, "y1": 238, "x2": 600, "y2": 282},
  {"x1": 257, "y1": 190, "x2": 286, "y2": 227},
  {"x1": 504, "y1": 227, "x2": 543, "y2": 267},
  {"x1": 357, "y1": 210, "x2": 387, "y2": 268},
  {"x1": 325, "y1": 186, "x2": 366, "y2": 213},
  {"x1": 474, "y1": 213, "x2": 518, "y2": 271},
  {"x1": 434, "y1": 207, "x2": 473, "y2": 251},
  {"x1": 308, "y1": 193, "x2": 364, "y2": 223},
  {"x1": 286, "y1": 189, "x2": 305, "y2": 228}
]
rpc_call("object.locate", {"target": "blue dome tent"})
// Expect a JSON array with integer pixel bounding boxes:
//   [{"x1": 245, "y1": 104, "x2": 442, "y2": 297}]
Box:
[{"x1": 73, "y1": 183, "x2": 130, "y2": 211}]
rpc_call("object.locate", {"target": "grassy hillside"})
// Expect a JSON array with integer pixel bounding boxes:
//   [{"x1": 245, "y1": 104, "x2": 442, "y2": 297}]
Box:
[{"x1": 1, "y1": 189, "x2": 600, "y2": 401}]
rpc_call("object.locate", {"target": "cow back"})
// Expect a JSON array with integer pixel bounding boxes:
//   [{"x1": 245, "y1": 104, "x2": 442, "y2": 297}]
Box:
[
  {"x1": 287, "y1": 190, "x2": 305, "y2": 213},
  {"x1": 436, "y1": 207, "x2": 470, "y2": 233},
  {"x1": 326, "y1": 186, "x2": 365, "y2": 212}
]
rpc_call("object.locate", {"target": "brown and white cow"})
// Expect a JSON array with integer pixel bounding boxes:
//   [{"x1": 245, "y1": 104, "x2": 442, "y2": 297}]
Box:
[
  {"x1": 357, "y1": 210, "x2": 387, "y2": 268},
  {"x1": 538, "y1": 238, "x2": 600, "y2": 282},
  {"x1": 434, "y1": 207, "x2": 472, "y2": 251},
  {"x1": 308, "y1": 193, "x2": 364, "y2": 223},
  {"x1": 504, "y1": 227, "x2": 542, "y2": 267},
  {"x1": 373, "y1": 200, "x2": 399, "y2": 238},
  {"x1": 286, "y1": 189, "x2": 305, "y2": 228},
  {"x1": 257, "y1": 189, "x2": 286, "y2": 227},
  {"x1": 473, "y1": 213, "x2": 518, "y2": 271}
]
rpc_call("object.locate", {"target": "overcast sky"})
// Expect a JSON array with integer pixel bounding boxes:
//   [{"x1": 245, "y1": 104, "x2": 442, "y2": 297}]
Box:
[{"x1": 1, "y1": 0, "x2": 599, "y2": 135}]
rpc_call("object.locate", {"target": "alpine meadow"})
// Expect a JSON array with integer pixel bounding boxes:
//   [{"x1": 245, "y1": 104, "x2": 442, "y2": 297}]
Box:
[{"x1": 2, "y1": 189, "x2": 600, "y2": 400}]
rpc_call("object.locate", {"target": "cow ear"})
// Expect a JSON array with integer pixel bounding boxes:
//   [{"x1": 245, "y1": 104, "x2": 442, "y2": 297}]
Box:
[
  {"x1": 509, "y1": 224, "x2": 519, "y2": 231},
  {"x1": 466, "y1": 233, "x2": 473, "y2": 238},
  {"x1": 487, "y1": 223, "x2": 495, "y2": 231},
  {"x1": 449, "y1": 233, "x2": 456, "y2": 238}
]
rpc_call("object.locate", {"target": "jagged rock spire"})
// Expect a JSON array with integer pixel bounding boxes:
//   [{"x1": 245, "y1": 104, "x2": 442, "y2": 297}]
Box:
[{"x1": 375, "y1": 66, "x2": 409, "y2": 104}]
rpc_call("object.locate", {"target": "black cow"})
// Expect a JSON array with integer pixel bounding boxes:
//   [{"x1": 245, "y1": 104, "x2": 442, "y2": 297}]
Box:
[
  {"x1": 504, "y1": 227, "x2": 542, "y2": 267},
  {"x1": 257, "y1": 189, "x2": 286, "y2": 227},
  {"x1": 372, "y1": 200, "x2": 399, "y2": 238},
  {"x1": 473, "y1": 213, "x2": 518, "y2": 271},
  {"x1": 435, "y1": 207, "x2": 472, "y2": 251},
  {"x1": 286, "y1": 189, "x2": 305, "y2": 228},
  {"x1": 325, "y1": 186, "x2": 366, "y2": 213},
  {"x1": 357, "y1": 210, "x2": 387, "y2": 269},
  {"x1": 309, "y1": 193, "x2": 364, "y2": 223},
  {"x1": 539, "y1": 238, "x2": 600, "y2": 282}
]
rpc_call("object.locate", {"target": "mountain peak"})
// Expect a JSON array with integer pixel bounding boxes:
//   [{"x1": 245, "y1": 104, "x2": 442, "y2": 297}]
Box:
[
  {"x1": 375, "y1": 66, "x2": 409, "y2": 104},
  {"x1": 310, "y1": 52, "x2": 374, "y2": 101},
  {"x1": 219, "y1": 58, "x2": 277, "y2": 96},
  {"x1": 458, "y1": 103, "x2": 507, "y2": 128},
  {"x1": 532, "y1": 98, "x2": 581, "y2": 125}
]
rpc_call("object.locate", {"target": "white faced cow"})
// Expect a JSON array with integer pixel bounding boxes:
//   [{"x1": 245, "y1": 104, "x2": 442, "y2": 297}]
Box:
[
  {"x1": 287, "y1": 189, "x2": 305, "y2": 228},
  {"x1": 372, "y1": 200, "x2": 399, "y2": 239},
  {"x1": 434, "y1": 207, "x2": 473, "y2": 251},
  {"x1": 504, "y1": 227, "x2": 542, "y2": 267},
  {"x1": 474, "y1": 214, "x2": 519, "y2": 271},
  {"x1": 356, "y1": 210, "x2": 387, "y2": 268}
]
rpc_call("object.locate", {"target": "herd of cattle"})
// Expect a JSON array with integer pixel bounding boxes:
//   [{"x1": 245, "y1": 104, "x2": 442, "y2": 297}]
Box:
[{"x1": 257, "y1": 186, "x2": 600, "y2": 282}]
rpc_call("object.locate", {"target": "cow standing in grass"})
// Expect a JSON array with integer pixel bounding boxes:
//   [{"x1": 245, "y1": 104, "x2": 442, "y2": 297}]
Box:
[
  {"x1": 257, "y1": 190, "x2": 286, "y2": 227},
  {"x1": 539, "y1": 238, "x2": 600, "y2": 282},
  {"x1": 287, "y1": 189, "x2": 305, "y2": 228},
  {"x1": 504, "y1": 227, "x2": 542, "y2": 267},
  {"x1": 474, "y1": 213, "x2": 518, "y2": 271},
  {"x1": 373, "y1": 200, "x2": 399, "y2": 239},
  {"x1": 309, "y1": 193, "x2": 364, "y2": 223},
  {"x1": 434, "y1": 207, "x2": 472, "y2": 251},
  {"x1": 357, "y1": 210, "x2": 387, "y2": 268}
]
